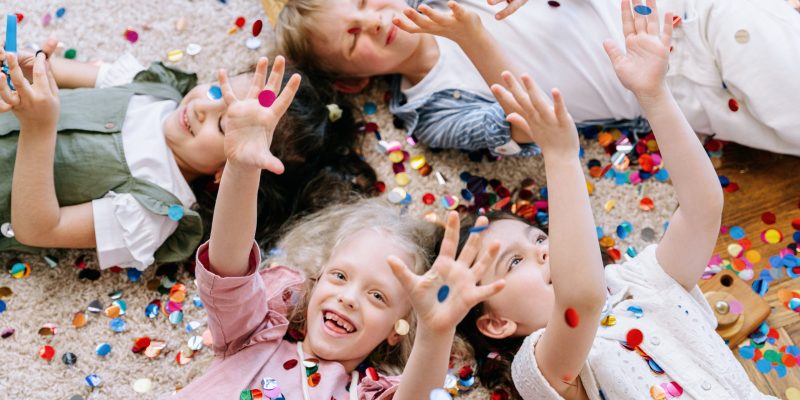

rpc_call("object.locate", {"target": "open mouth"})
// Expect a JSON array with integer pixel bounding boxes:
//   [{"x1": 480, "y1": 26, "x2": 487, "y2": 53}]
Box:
[
  {"x1": 323, "y1": 310, "x2": 357, "y2": 335},
  {"x1": 181, "y1": 107, "x2": 196, "y2": 137},
  {"x1": 385, "y1": 24, "x2": 397, "y2": 46}
]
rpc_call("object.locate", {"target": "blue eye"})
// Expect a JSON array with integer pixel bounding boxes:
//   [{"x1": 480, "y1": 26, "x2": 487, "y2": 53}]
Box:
[
  {"x1": 332, "y1": 272, "x2": 345, "y2": 280},
  {"x1": 536, "y1": 235, "x2": 547, "y2": 244},
  {"x1": 509, "y1": 256, "x2": 522, "y2": 270},
  {"x1": 371, "y1": 292, "x2": 385, "y2": 303}
]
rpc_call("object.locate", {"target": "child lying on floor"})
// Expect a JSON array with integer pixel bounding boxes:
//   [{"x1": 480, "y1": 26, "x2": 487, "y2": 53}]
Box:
[{"x1": 0, "y1": 39, "x2": 375, "y2": 270}]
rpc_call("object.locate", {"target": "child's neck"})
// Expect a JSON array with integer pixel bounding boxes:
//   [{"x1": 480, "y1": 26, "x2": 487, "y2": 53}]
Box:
[
  {"x1": 398, "y1": 34, "x2": 439, "y2": 86},
  {"x1": 172, "y1": 153, "x2": 201, "y2": 184}
]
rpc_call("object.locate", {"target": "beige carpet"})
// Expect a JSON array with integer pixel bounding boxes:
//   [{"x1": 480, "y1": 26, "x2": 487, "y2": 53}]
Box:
[{"x1": 0, "y1": 0, "x2": 683, "y2": 398}]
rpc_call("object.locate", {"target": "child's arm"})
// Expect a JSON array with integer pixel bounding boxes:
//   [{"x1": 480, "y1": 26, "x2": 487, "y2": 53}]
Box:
[
  {"x1": 387, "y1": 212, "x2": 505, "y2": 400},
  {"x1": 393, "y1": 2, "x2": 532, "y2": 145},
  {"x1": 603, "y1": 0, "x2": 723, "y2": 291},
  {"x1": 1, "y1": 52, "x2": 97, "y2": 248},
  {"x1": 1, "y1": 37, "x2": 97, "y2": 88},
  {"x1": 492, "y1": 74, "x2": 606, "y2": 398},
  {"x1": 207, "y1": 57, "x2": 300, "y2": 277}
]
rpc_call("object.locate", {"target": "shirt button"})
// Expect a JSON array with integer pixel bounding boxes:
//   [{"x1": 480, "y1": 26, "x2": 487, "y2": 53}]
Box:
[
  {"x1": 105, "y1": 122, "x2": 115, "y2": 130},
  {"x1": 650, "y1": 336, "x2": 660, "y2": 346},
  {"x1": 452, "y1": 90, "x2": 461, "y2": 99},
  {"x1": 702, "y1": 381, "x2": 711, "y2": 390}
]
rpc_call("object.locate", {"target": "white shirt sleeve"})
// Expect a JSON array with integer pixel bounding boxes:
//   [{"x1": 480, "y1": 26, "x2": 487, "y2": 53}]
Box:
[
  {"x1": 94, "y1": 53, "x2": 146, "y2": 88},
  {"x1": 92, "y1": 192, "x2": 179, "y2": 270}
]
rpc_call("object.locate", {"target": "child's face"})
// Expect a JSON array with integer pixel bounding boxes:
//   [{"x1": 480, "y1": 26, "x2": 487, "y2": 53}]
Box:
[
  {"x1": 305, "y1": 228, "x2": 415, "y2": 371},
  {"x1": 477, "y1": 219, "x2": 554, "y2": 338},
  {"x1": 162, "y1": 75, "x2": 252, "y2": 178},
  {"x1": 309, "y1": 0, "x2": 423, "y2": 77}
]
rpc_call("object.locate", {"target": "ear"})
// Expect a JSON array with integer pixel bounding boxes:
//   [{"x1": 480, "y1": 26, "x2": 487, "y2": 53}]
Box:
[
  {"x1": 476, "y1": 313, "x2": 517, "y2": 340},
  {"x1": 334, "y1": 77, "x2": 370, "y2": 94},
  {"x1": 213, "y1": 166, "x2": 225, "y2": 184},
  {"x1": 386, "y1": 330, "x2": 403, "y2": 346}
]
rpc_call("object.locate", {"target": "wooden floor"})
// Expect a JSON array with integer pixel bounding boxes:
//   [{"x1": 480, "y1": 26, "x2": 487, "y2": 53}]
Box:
[{"x1": 706, "y1": 143, "x2": 800, "y2": 398}]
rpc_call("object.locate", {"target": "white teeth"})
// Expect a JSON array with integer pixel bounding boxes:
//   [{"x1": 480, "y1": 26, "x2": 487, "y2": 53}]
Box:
[{"x1": 324, "y1": 312, "x2": 355, "y2": 333}]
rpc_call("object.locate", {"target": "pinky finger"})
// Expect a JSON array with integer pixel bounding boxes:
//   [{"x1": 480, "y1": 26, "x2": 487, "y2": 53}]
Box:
[
  {"x1": 217, "y1": 69, "x2": 238, "y2": 105},
  {"x1": 507, "y1": 113, "x2": 533, "y2": 135},
  {"x1": 393, "y1": 16, "x2": 422, "y2": 34},
  {"x1": 661, "y1": 12, "x2": 674, "y2": 48}
]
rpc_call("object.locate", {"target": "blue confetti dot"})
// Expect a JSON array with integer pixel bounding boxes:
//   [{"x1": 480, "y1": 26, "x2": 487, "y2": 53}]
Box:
[
  {"x1": 459, "y1": 171, "x2": 472, "y2": 182},
  {"x1": 207, "y1": 85, "x2": 222, "y2": 100},
  {"x1": 769, "y1": 255, "x2": 782, "y2": 268},
  {"x1": 126, "y1": 268, "x2": 142, "y2": 282},
  {"x1": 718, "y1": 175, "x2": 730, "y2": 187},
  {"x1": 193, "y1": 295, "x2": 204, "y2": 309},
  {"x1": 109, "y1": 318, "x2": 126, "y2": 333},
  {"x1": 145, "y1": 303, "x2": 160, "y2": 319},
  {"x1": 468, "y1": 225, "x2": 488, "y2": 234},
  {"x1": 596, "y1": 226, "x2": 604, "y2": 239},
  {"x1": 755, "y1": 359, "x2": 772, "y2": 373},
  {"x1": 437, "y1": 285, "x2": 450, "y2": 303},
  {"x1": 793, "y1": 231, "x2": 800, "y2": 243},
  {"x1": 461, "y1": 189, "x2": 474, "y2": 201},
  {"x1": 169, "y1": 311, "x2": 184, "y2": 325},
  {"x1": 729, "y1": 226, "x2": 745, "y2": 240},
  {"x1": 751, "y1": 279, "x2": 768, "y2": 296},
  {"x1": 655, "y1": 169, "x2": 669, "y2": 182},
  {"x1": 627, "y1": 305, "x2": 643, "y2": 318},
  {"x1": 738, "y1": 346, "x2": 755, "y2": 359},
  {"x1": 363, "y1": 102, "x2": 377, "y2": 115},
  {"x1": 539, "y1": 187, "x2": 548, "y2": 200},
  {"x1": 616, "y1": 222, "x2": 633, "y2": 239},
  {"x1": 56, "y1": 7, "x2": 66, "y2": 18},
  {"x1": 786, "y1": 345, "x2": 800, "y2": 356},
  {"x1": 0, "y1": 300, "x2": 5, "y2": 314},
  {"x1": 96, "y1": 343, "x2": 112, "y2": 357},
  {"x1": 399, "y1": 193, "x2": 412, "y2": 205},
  {"x1": 85, "y1": 374, "x2": 102, "y2": 388},
  {"x1": 167, "y1": 204, "x2": 184, "y2": 221},
  {"x1": 625, "y1": 246, "x2": 637, "y2": 258},
  {"x1": 633, "y1": 4, "x2": 652, "y2": 15}
]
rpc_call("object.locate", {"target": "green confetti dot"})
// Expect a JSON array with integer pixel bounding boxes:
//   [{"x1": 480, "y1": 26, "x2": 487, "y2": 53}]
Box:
[{"x1": 64, "y1": 49, "x2": 77, "y2": 59}]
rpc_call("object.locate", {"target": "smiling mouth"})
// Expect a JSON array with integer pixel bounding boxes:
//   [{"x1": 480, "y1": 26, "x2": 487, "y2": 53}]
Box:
[
  {"x1": 386, "y1": 24, "x2": 397, "y2": 46},
  {"x1": 323, "y1": 311, "x2": 357, "y2": 334},
  {"x1": 181, "y1": 107, "x2": 195, "y2": 137}
]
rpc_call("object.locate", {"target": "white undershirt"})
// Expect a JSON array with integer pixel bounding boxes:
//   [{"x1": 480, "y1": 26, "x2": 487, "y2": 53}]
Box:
[{"x1": 91, "y1": 54, "x2": 196, "y2": 270}]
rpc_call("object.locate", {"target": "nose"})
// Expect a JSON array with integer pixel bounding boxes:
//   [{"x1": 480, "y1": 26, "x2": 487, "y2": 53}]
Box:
[
  {"x1": 362, "y1": 11, "x2": 382, "y2": 35},
  {"x1": 337, "y1": 288, "x2": 359, "y2": 310},
  {"x1": 193, "y1": 97, "x2": 225, "y2": 123},
  {"x1": 536, "y1": 246, "x2": 548, "y2": 265}
]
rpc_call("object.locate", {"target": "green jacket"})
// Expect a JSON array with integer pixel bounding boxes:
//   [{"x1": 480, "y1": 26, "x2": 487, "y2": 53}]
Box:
[{"x1": 0, "y1": 63, "x2": 203, "y2": 263}]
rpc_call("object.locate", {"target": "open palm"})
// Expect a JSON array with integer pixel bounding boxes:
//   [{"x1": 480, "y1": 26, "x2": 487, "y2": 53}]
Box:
[
  {"x1": 388, "y1": 212, "x2": 505, "y2": 334},
  {"x1": 603, "y1": 0, "x2": 673, "y2": 98},
  {"x1": 218, "y1": 56, "x2": 301, "y2": 174}
]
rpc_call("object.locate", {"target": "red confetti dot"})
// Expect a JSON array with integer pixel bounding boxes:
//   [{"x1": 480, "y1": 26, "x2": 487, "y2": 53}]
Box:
[
  {"x1": 364, "y1": 122, "x2": 379, "y2": 133},
  {"x1": 125, "y1": 29, "x2": 139, "y2": 44},
  {"x1": 308, "y1": 372, "x2": 321, "y2": 387},
  {"x1": 672, "y1": 15, "x2": 682, "y2": 27},
  {"x1": 458, "y1": 365, "x2": 473, "y2": 379},
  {"x1": 564, "y1": 307, "x2": 580, "y2": 328},
  {"x1": 235, "y1": 16, "x2": 246, "y2": 28},
  {"x1": 607, "y1": 248, "x2": 621, "y2": 261},
  {"x1": 366, "y1": 366, "x2": 379, "y2": 381},
  {"x1": 547, "y1": 0, "x2": 560, "y2": 6},
  {"x1": 39, "y1": 345, "x2": 56, "y2": 361},
  {"x1": 15, "y1": 13, "x2": 24, "y2": 23},
  {"x1": 791, "y1": 218, "x2": 800, "y2": 231},
  {"x1": 638, "y1": 153, "x2": 654, "y2": 172},
  {"x1": 252, "y1": 19, "x2": 263, "y2": 37},
  {"x1": 724, "y1": 182, "x2": 740, "y2": 193},
  {"x1": 283, "y1": 359, "x2": 298, "y2": 370},
  {"x1": 728, "y1": 99, "x2": 739, "y2": 112},
  {"x1": 422, "y1": 193, "x2": 435, "y2": 205},
  {"x1": 761, "y1": 212, "x2": 776, "y2": 225},
  {"x1": 375, "y1": 181, "x2": 386, "y2": 193},
  {"x1": 639, "y1": 197, "x2": 655, "y2": 211},
  {"x1": 626, "y1": 328, "x2": 643, "y2": 348}
]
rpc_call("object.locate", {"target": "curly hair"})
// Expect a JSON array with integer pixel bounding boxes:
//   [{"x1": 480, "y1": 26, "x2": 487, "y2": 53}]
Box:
[
  {"x1": 191, "y1": 64, "x2": 377, "y2": 249},
  {"x1": 268, "y1": 198, "x2": 443, "y2": 375}
]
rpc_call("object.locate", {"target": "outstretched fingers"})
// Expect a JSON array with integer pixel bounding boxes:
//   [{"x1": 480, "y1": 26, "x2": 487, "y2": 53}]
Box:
[
  {"x1": 552, "y1": 88, "x2": 569, "y2": 123},
  {"x1": 621, "y1": 0, "x2": 635, "y2": 38},
  {"x1": 6, "y1": 54, "x2": 32, "y2": 99},
  {"x1": 456, "y1": 216, "x2": 488, "y2": 266},
  {"x1": 268, "y1": 73, "x2": 301, "y2": 120},
  {"x1": 247, "y1": 57, "x2": 269, "y2": 99},
  {"x1": 661, "y1": 12, "x2": 674, "y2": 48},
  {"x1": 387, "y1": 255, "x2": 420, "y2": 294},
  {"x1": 470, "y1": 240, "x2": 499, "y2": 283},
  {"x1": 602, "y1": 38, "x2": 625, "y2": 67},
  {"x1": 217, "y1": 69, "x2": 239, "y2": 105},
  {"x1": 438, "y1": 211, "x2": 460, "y2": 261},
  {"x1": 265, "y1": 56, "x2": 287, "y2": 95}
]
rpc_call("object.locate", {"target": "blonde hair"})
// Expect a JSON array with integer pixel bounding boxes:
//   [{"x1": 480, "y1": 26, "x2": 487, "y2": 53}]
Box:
[
  {"x1": 274, "y1": 0, "x2": 334, "y2": 75},
  {"x1": 267, "y1": 197, "x2": 441, "y2": 375}
]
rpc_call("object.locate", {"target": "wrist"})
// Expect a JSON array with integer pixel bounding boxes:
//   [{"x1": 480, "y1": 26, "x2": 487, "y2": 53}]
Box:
[
  {"x1": 417, "y1": 322, "x2": 456, "y2": 341},
  {"x1": 633, "y1": 83, "x2": 671, "y2": 108},
  {"x1": 453, "y1": 24, "x2": 487, "y2": 49}
]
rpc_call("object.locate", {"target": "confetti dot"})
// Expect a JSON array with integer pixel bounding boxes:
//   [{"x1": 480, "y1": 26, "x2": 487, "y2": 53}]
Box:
[
  {"x1": 729, "y1": 226, "x2": 745, "y2": 240},
  {"x1": 761, "y1": 228, "x2": 783, "y2": 244},
  {"x1": 728, "y1": 98, "x2": 739, "y2": 112},
  {"x1": 469, "y1": 225, "x2": 488, "y2": 234},
  {"x1": 437, "y1": 285, "x2": 450, "y2": 303},
  {"x1": 235, "y1": 16, "x2": 246, "y2": 28},
  {"x1": 64, "y1": 48, "x2": 77, "y2": 59},
  {"x1": 761, "y1": 212, "x2": 776, "y2": 225},
  {"x1": 207, "y1": 85, "x2": 222, "y2": 100},
  {"x1": 756, "y1": 359, "x2": 772, "y2": 373},
  {"x1": 633, "y1": 4, "x2": 652, "y2": 15},
  {"x1": 56, "y1": 7, "x2": 66, "y2": 18},
  {"x1": 258, "y1": 90, "x2": 276, "y2": 108},
  {"x1": 363, "y1": 102, "x2": 377, "y2": 115},
  {"x1": 125, "y1": 29, "x2": 139, "y2": 44},
  {"x1": 626, "y1": 328, "x2": 643, "y2": 348},
  {"x1": 564, "y1": 308, "x2": 579, "y2": 328},
  {"x1": 167, "y1": 204, "x2": 184, "y2": 221},
  {"x1": 252, "y1": 19, "x2": 263, "y2": 36}
]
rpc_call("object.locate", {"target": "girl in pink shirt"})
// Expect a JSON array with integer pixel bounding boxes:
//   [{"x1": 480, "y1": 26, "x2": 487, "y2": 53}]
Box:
[{"x1": 171, "y1": 55, "x2": 505, "y2": 400}]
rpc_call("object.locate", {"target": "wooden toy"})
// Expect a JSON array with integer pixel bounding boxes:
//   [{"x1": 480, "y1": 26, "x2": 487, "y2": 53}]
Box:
[{"x1": 700, "y1": 269, "x2": 771, "y2": 348}]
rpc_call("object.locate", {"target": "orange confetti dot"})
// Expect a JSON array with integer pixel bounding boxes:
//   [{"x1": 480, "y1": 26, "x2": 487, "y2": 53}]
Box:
[{"x1": 639, "y1": 197, "x2": 655, "y2": 211}]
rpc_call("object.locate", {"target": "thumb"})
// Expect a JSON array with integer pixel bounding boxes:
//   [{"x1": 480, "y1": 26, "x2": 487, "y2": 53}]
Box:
[
  {"x1": 41, "y1": 38, "x2": 59, "y2": 58},
  {"x1": 602, "y1": 39, "x2": 624, "y2": 66},
  {"x1": 263, "y1": 154, "x2": 285, "y2": 175},
  {"x1": 387, "y1": 255, "x2": 418, "y2": 293}
]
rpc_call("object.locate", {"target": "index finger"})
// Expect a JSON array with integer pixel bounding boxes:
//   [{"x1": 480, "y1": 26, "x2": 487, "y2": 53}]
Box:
[
  {"x1": 621, "y1": 0, "x2": 635, "y2": 38},
  {"x1": 217, "y1": 69, "x2": 239, "y2": 105}
]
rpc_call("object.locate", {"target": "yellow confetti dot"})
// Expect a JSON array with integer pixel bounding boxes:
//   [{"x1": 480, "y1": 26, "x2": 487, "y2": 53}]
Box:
[
  {"x1": 394, "y1": 172, "x2": 410, "y2": 186},
  {"x1": 744, "y1": 249, "x2": 761, "y2": 264},
  {"x1": 227, "y1": 26, "x2": 239, "y2": 35},
  {"x1": 646, "y1": 140, "x2": 659, "y2": 152},
  {"x1": 409, "y1": 155, "x2": 427, "y2": 170},
  {"x1": 763, "y1": 228, "x2": 782, "y2": 244},
  {"x1": 586, "y1": 180, "x2": 594, "y2": 196},
  {"x1": 601, "y1": 315, "x2": 617, "y2": 327},
  {"x1": 166, "y1": 49, "x2": 184, "y2": 63},
  {"x1": 727, "y1": 243, "x2": 743, "y2": 258},
  {"x1": 388, "y1": 151, "x2": 404, "y2": 164},
  {"x1": 604, "y1": 200, "x2": 616, "y2": 212},
  {"x1": 599, "y1": 236, "x2": 615, "y2": 248},
  {"x1": 786, "y1": 387, "x2": 800, "y2": 400}
]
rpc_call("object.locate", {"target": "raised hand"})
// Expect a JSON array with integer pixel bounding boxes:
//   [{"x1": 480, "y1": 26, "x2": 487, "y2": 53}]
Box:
[
  {"x1": 486, "y1": 0, "x2": 528, "y2": 20},
  {"x1": 217, "y1": 56, "x2": 301, "y2": 174},
  {"x1": 387, "y1": 212, "x2": 505, "y2": 334},
  {"x1": 491, "y1": 71, "x2": 578, "y2": 157},
  {"x1": 602, "y1": 0, "x2": 673, "y2": 99},
  {"x1": 393, "y1": 1, "x2": 483, "y2": 43},
  {"x1": 0, "y1": 52, "x2": 59, "y2": 128}
]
